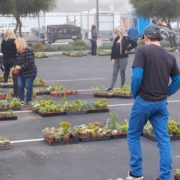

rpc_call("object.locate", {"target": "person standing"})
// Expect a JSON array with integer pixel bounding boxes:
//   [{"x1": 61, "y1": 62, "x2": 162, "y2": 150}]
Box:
[
  {"x1": 128, "y1": 25, "x2": 139, "y2": 49},
  {"x1": 107, "y1": 26, "x2": 136, "y2": 91},
  {"x1": 13, "y1": 37, "x2": 37, "y2": 105},
  {"x1": 1, "y1": 29, "x2": 18, "y2": 96},
  {"x1": 126, "y1": 24, "x2": 180, "y2": 180},
  {"x1": 91, "y1": 25, "x2": 97, "y2": 55}
]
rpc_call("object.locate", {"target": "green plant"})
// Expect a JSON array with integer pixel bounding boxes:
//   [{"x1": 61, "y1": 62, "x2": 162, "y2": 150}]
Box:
[
  {"x1": 72, "y1": 40, "x2": 87, "y2": 46},
  {"x1": 32, "y1": 42, "x2": 45, "y2": 51}
]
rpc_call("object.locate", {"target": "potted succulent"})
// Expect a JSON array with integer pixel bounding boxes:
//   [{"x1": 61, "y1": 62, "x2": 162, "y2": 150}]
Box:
[
  {"x1": 33, "y1": 77, "x2": 48, "y2": 87},
  {"x1": 0, "y1": 110, "x2": 17, "y2": 120},
  {"x1": 0, "y1": 136, "x2": 11, "y2": 150},
  {"x1": 42, "y1": 121, "x2": 78, "y2": 145},
  {"x1": 175, "y1": 169, "x2": 180, "y2": 180},
  {"x1": 106, "y1": 112, "x2": 128, "y2": 138},
  {"x1": 74, "y1": 122, "x2": 111, "y2": 142}
]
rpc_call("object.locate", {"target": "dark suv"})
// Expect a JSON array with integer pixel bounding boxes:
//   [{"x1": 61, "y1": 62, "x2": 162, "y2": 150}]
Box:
[{"x1": 47, "y1": 24, "x2": 82, "y2": 43}]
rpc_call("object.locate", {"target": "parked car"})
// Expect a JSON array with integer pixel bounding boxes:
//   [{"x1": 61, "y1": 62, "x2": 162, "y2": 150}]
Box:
[{"x1": 47, "y1": 24, "x2": 82, "y2": 43}]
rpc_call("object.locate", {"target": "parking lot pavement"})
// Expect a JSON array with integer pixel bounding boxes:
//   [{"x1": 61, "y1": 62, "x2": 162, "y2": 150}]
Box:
[{"x1": 0, "y1": 53, "x2": 179, "y2": 180}]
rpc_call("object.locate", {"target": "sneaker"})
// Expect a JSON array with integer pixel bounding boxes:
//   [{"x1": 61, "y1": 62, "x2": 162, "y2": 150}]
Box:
[{"x1": 126, "y1": 171, "x2": 144, "y2": 180}]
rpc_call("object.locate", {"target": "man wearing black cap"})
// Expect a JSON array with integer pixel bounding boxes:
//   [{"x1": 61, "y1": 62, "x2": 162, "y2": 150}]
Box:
[{"x1": 126, "y1": 24, "x2": 180, "y2": 180}]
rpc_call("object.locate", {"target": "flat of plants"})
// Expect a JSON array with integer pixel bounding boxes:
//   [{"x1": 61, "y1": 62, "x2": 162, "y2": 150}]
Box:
[
  {"x1": 93, "y1": 86, "x2": 132, "y2": 99},
  {"x1": 143, "y1": 120, "x2": 180, "y2": 141}
]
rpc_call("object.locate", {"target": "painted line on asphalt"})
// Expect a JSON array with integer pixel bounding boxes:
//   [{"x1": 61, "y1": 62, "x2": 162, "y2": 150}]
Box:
[
  {"x1": 46, "y1": 77, "x2": 106, "y2": 82},
  {"x1": 11, "y1": 138, "x2": 43, "y2": 144}
]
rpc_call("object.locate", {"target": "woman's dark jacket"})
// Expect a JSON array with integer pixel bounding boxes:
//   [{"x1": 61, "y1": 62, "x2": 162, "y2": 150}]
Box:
[
  {"x1": 1, "y1": 39, "x2": 17, "y2": 64},
  {"x1": 111, "y1": 36, "x2": 136, "y2": 60},
  {"x1": 16, "y1": 47, "x2": 37, "y2": 78}
]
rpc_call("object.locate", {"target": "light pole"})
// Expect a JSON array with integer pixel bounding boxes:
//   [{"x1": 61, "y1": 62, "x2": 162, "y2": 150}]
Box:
[{"x1": 96, "y1": 0, "x2": 99, "y2": 35}]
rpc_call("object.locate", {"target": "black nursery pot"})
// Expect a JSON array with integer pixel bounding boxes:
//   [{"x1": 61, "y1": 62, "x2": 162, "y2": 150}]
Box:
[{"x1": 175, "y1": 175, "x2": 180, "y2": 180}]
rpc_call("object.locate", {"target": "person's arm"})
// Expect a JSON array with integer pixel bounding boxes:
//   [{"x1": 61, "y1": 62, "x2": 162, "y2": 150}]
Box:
[
  {"x1": 131, "y1": 67, "x2": 144, "y2": 98},
  {"x1": 1, "y1": 41, "x2": 5, "y2": 54},
  {"x1": 131, "y1": 47, "x2": 145, "y2": 98},
  {"x1": 168, "y1": 75, "x2": 180, "y2": 96},
  {"x1": 127, "y1": 36, "x2": 136, "y2": 51},
  {"x1": 111, "y1": 37, "x2": 118, "y2": 60}
]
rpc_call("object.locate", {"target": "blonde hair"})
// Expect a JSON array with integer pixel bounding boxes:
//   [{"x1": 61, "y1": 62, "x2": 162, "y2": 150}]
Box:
[
  {"x1": 4, "y1": 29, "x2": 16, "y2": 41},
  {"x1": 15, "y1": 37, "x2": 28, "y2": 53},
  {"x1": 114, "y1": 26, "x2": 127, "y2": 37}
]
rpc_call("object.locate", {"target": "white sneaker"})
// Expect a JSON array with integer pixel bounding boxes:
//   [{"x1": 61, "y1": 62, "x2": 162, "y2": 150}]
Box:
[{"x1": 126, "y1": 171, "x2": 144, "y2": 180}]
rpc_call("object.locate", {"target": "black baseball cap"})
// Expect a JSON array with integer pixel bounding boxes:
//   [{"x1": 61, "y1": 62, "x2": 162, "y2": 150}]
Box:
[{"x1": 142, "y1": 24, "x2": 163, "y2": 40}]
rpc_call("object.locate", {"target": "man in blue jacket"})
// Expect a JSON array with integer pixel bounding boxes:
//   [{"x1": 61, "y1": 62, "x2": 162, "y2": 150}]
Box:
[{"x1": 126, "y1": 24, "x2": 180, "y2": 180}]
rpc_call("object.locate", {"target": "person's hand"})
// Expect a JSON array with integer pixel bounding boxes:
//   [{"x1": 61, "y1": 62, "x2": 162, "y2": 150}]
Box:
[{"x1": 112, "y1": 59, "x2": 116, "y2": 64}]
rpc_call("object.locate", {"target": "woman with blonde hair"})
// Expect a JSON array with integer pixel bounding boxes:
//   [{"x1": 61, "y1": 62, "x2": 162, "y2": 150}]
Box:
[
  {"x1": 107, "y1": 26, "x2": 136, "y2": 91},
  {"x1": 1, "y1": 29, "x2": 18, "y2": 96},
  {"x1": 13, "y1": 37, "x2": 37, "y2": 105}
]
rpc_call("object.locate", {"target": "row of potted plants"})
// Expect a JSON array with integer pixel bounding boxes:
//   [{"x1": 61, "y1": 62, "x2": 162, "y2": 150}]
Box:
[
  {"x1": 31, "y1": 98, "x2": 109, "y2": 117},
  {"x1": 0, "y1": 110, "x2": 17, "y2": 120},
  {"x1": 42, "y1": 112, "x2": 128, "y2": 145},
  {"x1": 93, "y1": 85, "x2": 132, "y2": 98},
  {"x1": 0, "y1": 136, "x2": 11, "y2": 150},
  {"x1": 34, "y1": 85, "x2": 79, "y2": 96},
  {"x1": 0, "y1": 98, "x2": 21, "y2": 111},
  {"x1": 0, "y1": 77, "x2": 48, "y2": 88},
  {"x1": 63, "y1": 51, "x2": 88, "y2": 57},
  {"x1": 143, "y1": 120, "x2": 180, "y2": 141}
]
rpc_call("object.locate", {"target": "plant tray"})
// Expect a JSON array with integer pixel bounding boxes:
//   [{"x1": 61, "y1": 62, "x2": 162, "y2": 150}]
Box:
[
  {"x1": 33, "y1": 84, "x2": 48, "y2": 87},
  {"x1": 111, "y1": 133, "x2": 127, "y2": 139},
  {"x1": 37, "y1": 111, "x2": 66, "y2": 117},
  {"x1": 0, "y1": 83, "x2": 13, "y2": 88},
  {"x1": 87, "y1": 108, "x2": 109, "y2": 114},
  {"x1": 175, "y1": 175, "x2": 180, "y2": 180},
  {"x1": 0, "y1": 116, "x2": 17, "y2": 121},
  {"x1": 35, "y1": 91, "x2": 50, "y2": 96},
  {"x1": 66, "y1": 111, "x2": 87, "y2": 115},
  {"x1": 0, "y1": 143, "x2": 11, "y2": 150},
  {"x1": 143, "y1": 133, "x2": 180, "y2": 141},
  {"x1": 0, "y1": 107, "x2": 21, "y2": 112},
  {"x1": 78, "y1": 135, "x2": 111, "y2": 142},
  {"x1": 94, "y1": 93, "x2": 132, "y2": 99},
  {"x1": 44, "y1": 134, "x2": 79, "y2": 145}
]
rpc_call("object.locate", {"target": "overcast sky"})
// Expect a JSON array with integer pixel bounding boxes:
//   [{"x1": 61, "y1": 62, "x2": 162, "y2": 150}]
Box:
[{"x1": 53, "y1": 0, "x2": 132, "y2": 13}]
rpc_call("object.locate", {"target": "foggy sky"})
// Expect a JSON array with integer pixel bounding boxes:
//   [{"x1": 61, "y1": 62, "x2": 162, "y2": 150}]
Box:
[{"x1": 53, "y1": 0, "x2": 132, "y2": 13}]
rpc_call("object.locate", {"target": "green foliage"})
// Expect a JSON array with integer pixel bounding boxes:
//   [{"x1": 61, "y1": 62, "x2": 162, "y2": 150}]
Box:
[
  {"x1": 72, "y1": 40, "x2": 87, "y2": 46},
  {"x1": 106, "y1": 112, "x2": 121, "y2": 131},
  {"x1": 32, "y1": 42, "x2": 45, "y2": 51},
  {"x1": 130, "y1": 0, "x2": 180, "y2": 28}
]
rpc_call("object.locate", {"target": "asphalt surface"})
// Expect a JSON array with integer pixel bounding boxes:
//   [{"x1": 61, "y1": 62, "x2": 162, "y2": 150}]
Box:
[{"x1": 0, "y1": 52, "x2": 179, "y2": 180}]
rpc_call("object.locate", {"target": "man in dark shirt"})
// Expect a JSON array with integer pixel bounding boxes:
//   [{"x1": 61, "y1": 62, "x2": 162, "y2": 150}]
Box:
[
  {"x1": 91, "y1": 25, "x2": 97, "y2": 55},
  {"x1": 126, "y1": 24, "x2": 180, "y2": 180}
]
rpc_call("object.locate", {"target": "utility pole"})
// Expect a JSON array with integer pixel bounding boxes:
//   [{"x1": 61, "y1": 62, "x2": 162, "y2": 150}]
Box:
[{"x1": 96, "y1": 0, "x2": 99, "y2": 35}]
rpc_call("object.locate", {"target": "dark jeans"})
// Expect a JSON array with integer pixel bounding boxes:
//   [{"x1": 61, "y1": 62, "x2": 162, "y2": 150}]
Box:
[
  {"x1": 91, "y1": 41, "x2": 97, "y2": 55},
  {"x1": 18, "y1": 75, "x2": 36, "y2": 103},
  {"x1": 3, "y1": 61, "x2": 13, "y2": 83},
  {"x1": 12, "y1": 74, "x2": 18, "y2": 97},
  {"x1": 3, "y1": 61, "x2": 18, "y2": 97}
]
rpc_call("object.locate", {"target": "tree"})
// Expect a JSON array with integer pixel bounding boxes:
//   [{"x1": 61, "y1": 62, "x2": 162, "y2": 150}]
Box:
[
  {"x1": 0, "y1": 0, "x2": 56, "y2": 36},
  {"x1": 130, "y1": 0, "x2": 180, "y2": 29}
]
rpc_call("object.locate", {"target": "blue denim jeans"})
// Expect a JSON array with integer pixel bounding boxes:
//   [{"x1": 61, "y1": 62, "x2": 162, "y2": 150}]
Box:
[
  {"x1": 127, "y1": 96, "x2": 172, "y2": 180},
  {"x1": 18, "y1": 75, "x2": 36, "y2": 103}
]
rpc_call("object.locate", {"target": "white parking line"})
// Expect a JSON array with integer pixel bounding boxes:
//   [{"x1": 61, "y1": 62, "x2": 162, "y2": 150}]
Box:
[
  {"x1": 46, "y1": 77, "x2": 106, "y2": 82},
  {"x1": 11, "y1": 138, "x2": 43, "y2": 144}
]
